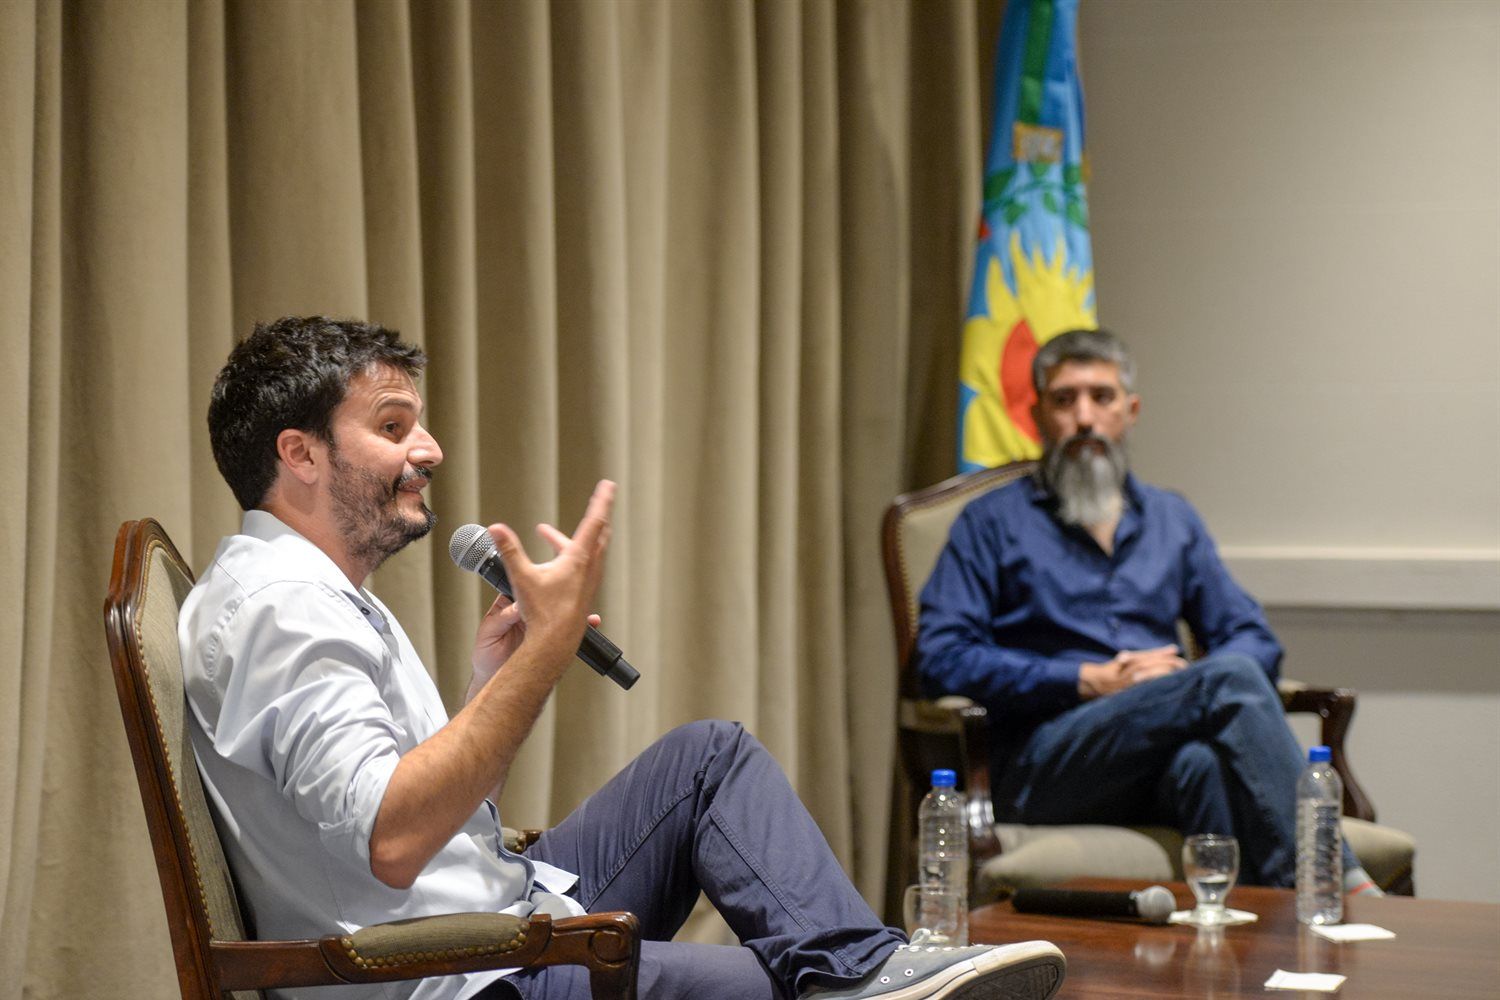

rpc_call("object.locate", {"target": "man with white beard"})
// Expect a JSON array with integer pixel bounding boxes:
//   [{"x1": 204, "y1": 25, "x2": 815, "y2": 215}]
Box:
[{"x1": 915, "y1": 329, "x2": 1379, "y2": 892}]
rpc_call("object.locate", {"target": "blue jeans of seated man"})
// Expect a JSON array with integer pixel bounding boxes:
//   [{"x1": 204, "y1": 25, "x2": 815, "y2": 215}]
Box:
[
  {"x1": 495, "y1": 720, "x2": 903, "y2": 1000},
  {"x1": 991, "y1": 653, "x2": 1355, "y2": 887}
]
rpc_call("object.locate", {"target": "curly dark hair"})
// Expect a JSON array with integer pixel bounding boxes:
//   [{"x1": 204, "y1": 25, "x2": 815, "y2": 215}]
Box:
[{"x1": 208, "y1": 316, "x2": 427, "y2": 510}]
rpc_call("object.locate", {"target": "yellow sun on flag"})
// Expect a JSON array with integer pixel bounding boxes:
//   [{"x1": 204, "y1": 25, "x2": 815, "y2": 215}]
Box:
[{"x1": 959, "y1": 233, "x2": 1096, "y2": 468}]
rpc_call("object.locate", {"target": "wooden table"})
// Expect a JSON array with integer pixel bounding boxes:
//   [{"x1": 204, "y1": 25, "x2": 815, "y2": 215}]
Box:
[{"x1": 970, "y1": 879, "x2": 1500, "y2": 998}]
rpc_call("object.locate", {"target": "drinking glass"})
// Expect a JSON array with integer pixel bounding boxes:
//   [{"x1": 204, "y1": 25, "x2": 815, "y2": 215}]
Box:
[{"x1": 1182, "y1": 834, "x2": 1239, "y2": 926}]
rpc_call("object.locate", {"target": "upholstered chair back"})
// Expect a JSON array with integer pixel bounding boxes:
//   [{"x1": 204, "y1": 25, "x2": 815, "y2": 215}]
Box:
[{"x1": 105, "y1": 519, "x2": 259, "y2": 1000}]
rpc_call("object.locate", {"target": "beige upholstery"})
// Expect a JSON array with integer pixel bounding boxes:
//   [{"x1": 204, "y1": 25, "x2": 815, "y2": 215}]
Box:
[
  {"x1": 976, "y1": 824, "x2": 1181, "y2": 901},
  {"x1": 882, "y1": 464, "x2": 1417, "y2": 902},
  {"x1": 135, "y1": 532, "x2": 259, "y2": 999},
  {"x1": 1341, "y1": 818, "x2": 1417, "y2": 893},
  {"x1": 976, "y1": 818, "x2": 1416, "y2": 903},
  {"x1": 342, "y1": 913, "x2": 530, "y2": 965}
]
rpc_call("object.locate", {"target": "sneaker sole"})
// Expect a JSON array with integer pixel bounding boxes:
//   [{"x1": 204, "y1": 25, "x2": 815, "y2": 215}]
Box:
[{"x1": 870, "y1": 941, "x2": 1067, "y2": 1000}]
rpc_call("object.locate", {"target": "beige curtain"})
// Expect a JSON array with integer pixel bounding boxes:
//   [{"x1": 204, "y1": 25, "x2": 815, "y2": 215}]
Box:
[{"x1": 0, "y1": 0, "x2": 1000, "y2": 995}]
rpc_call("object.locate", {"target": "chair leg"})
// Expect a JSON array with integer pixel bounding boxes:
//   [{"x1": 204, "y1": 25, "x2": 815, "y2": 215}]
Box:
[
  {"x1": 549, "y1": 914, "x2": 638, "y2": 1000},
  {"x1": 589, "y1": 963, "x2": 638, "y2": 1000}
]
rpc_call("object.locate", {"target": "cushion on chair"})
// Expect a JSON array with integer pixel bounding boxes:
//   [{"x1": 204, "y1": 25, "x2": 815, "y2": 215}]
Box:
[
  {"x1": 974, "y1": 824, "x2": 1180, "y2": 903},
  {"x1": 1342, "y1": 816, "x2": 1416, "y2": 893},
  {"x1": 974, "y1": 817, "x2": 1416, "y2": 903}
]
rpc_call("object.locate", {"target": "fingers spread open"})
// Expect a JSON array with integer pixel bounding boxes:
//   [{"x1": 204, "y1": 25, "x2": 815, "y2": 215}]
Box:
[
  {"x1": 536, "y1": 522, "x2": 570, "y2": 554},
  {"x1": 571, "y1": 480, "x2": 615, "y2": 555}
]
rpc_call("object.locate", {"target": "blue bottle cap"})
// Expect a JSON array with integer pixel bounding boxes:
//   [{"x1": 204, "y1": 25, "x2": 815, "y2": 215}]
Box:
[
  {"x1": 1308, "y1": 745, "x2": 1332, "y2": 763},
  {"x1": 931, "y1": 768, "x2": 957, "y2": 788}
]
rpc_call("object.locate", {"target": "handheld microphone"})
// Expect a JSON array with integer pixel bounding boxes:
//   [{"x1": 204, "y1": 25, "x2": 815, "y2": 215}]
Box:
[
  {"x1": 1011, "y1": 885, "x2": 1176, "y2": 925},
  {"x1": 449, "y1": 523, "x2": 640, "y2": 691}
]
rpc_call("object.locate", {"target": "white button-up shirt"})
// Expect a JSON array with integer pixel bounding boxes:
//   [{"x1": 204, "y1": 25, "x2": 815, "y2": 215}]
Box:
[{"x1": 180, "y1": 511, "x2": 583, "y2": 1000}]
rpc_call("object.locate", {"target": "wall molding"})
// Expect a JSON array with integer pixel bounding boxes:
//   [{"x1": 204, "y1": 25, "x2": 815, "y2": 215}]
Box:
[{"x1": 1220, "y1": 547, "x2": 1500, "y2": 611}]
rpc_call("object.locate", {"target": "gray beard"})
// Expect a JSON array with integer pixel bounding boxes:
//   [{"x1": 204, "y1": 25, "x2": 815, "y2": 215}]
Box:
[{"x1": 1041, "y1": 433, "x2": 1129, "y2": 528}]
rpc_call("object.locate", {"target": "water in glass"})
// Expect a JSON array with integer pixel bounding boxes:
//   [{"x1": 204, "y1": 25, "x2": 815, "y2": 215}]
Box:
[{"x1": 1183, "y1": 834, "x2": 1239, "y2": 926}]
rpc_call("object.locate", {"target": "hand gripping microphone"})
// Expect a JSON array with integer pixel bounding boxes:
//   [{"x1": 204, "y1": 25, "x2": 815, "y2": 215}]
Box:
[
  {"x1": 1011, "y1": 885, "x2": 1176, "y2": 925},
  {"x1": 449, "y1": 523, "x2": 640, "y2": 690}
]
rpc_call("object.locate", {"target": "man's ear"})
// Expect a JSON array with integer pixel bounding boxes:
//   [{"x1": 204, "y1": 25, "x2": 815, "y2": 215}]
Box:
[
  {"x1": 275, "y1": 428, "x2": 324, "y2": 486},
  {"x1": 1125, "y1": 392, "x2": 1142, "y2": 428}
]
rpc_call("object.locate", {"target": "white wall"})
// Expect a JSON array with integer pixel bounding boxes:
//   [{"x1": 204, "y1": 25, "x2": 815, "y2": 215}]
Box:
[{"x1": 1079, "y1": 1, "x2": 1500, "y2": 901}]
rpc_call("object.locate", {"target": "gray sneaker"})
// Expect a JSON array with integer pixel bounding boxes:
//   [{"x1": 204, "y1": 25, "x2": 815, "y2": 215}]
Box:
[{"x1": 801, "y1": 940, "x2": 1066, "y2": 1000}]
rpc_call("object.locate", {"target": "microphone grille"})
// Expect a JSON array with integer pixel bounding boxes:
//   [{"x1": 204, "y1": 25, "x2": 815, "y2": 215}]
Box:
[
  {"x1": 1136, "y1": 885, "x2": 1176, "y2": 924},
  {"x1": 449, "y1": 523, "x2": 495, "y2": 572}
]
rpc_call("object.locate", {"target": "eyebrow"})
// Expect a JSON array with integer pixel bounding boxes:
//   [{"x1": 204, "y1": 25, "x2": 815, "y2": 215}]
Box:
[
  {"x1": 1049, "y1": 383, "x2": 1119, "y2": 393},
  {"x1": 369, "y1": 395, "x2": 422, "y2": 419}
]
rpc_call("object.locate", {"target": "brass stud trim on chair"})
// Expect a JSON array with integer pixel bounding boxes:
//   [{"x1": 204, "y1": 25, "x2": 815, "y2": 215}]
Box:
[
  {"x1": 132, "y1": 536, "x2": 219, "y2": 941},
  {"x1": 338, "y1": 930, "x2": 530, "y2": 969}
]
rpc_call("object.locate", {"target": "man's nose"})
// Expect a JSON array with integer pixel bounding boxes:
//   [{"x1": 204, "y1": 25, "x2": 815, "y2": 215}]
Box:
[
  {"x1": 1073, "y1": 399, "x2": 1096, "y2": 433},
  {"x1": 411, "y1": 425, "x2": 443, "y2": 467}
]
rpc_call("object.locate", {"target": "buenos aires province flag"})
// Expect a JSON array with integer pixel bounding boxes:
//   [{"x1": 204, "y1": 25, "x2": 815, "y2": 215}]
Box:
[{"x1": 959, "y1": 0, "x2": 1095, "y2": 472}]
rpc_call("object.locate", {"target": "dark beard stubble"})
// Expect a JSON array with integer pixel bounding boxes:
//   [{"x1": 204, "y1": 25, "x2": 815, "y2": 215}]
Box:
[{"x1": 328, "y1": 448, "x2": 436, "y2": 572}]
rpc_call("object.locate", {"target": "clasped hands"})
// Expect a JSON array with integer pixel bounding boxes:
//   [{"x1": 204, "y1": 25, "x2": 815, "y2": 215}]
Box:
[{"x1": 1078, "y1": 644, "x2": 1188, "y2": 700}]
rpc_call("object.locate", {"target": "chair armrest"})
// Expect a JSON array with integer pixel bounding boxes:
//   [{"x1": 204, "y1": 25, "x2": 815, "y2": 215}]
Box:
[
  {"x1": 1277, "y1": 680, "x2": 1376, "y2": 822},
  {"x1": 212, "y1": 912, "x2": 639, "y2": 1000}
]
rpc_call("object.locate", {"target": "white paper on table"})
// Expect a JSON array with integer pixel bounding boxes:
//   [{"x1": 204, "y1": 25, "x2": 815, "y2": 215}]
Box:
[
  {"x1": 1264, "y1": 969, "x2": 1347, "y2": 992},
  {"x1": 1309, "y1": 923, "x2": 1396, "y2": 942}
]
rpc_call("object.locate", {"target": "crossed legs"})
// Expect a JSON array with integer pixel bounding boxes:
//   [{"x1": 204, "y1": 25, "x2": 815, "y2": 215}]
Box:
[
  {"x1": 506, "y1": 720, "x2": 902, "y2": 1000},
  {"x1": 993, "y1": 653, "x2": 1308, "y2": 885}
]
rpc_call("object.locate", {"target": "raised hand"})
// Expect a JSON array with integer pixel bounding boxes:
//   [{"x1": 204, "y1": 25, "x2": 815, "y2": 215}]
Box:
[
  {"x1": 376, "y1": 480, "x2": 616, "y2": 889},
  {"x1": 484, "y1": 479, "x2": 615, "y2": 671}
]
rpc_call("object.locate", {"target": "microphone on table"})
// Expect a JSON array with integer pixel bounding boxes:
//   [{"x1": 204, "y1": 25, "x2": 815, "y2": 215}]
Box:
[
  {"x1": 1011, "y1": 885, "x2": 1176, "y2": 925},
  {"x1": 449, "y1": 523, "x2": 640, "y2": 691}
]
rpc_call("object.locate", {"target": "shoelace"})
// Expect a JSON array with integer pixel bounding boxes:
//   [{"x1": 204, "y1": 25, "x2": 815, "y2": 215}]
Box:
[{"x1": 873, "y1": 943, "x2": 979, "y2": 984}]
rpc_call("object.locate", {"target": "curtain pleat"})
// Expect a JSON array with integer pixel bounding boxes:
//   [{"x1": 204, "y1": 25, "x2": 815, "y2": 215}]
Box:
[
  {"x1": 0, "y1": 2, "x2": 994, "y2": 995},
  {"x1": 187, "y1": 0, "x2": 242, "y2": 565},
  {"x1": 1, "y1": 0, "x2": 49, "y2": 987}
]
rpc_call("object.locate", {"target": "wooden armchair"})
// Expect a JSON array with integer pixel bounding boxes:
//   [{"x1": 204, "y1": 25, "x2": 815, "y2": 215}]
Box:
[
  {"x1": 104, "y1": 518, "x2": 640, "y2": 1000},
  {"x1": 882, "y1": 463, "x2": 1416, "y2": 902}
]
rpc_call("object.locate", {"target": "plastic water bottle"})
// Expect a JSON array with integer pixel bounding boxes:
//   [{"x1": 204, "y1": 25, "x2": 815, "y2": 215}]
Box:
[
  {"x1": 1295, "y1": 745, "x2": 1344, "y2": 925},
  {"x1": 917, "y1": 768, "x2": 969, "y2": 945}
]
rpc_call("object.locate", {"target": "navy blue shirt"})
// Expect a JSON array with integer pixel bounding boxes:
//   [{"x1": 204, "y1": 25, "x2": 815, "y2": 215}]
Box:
[{"x1": 915, "y1": 473, "x2": 1282, "y2": 728}]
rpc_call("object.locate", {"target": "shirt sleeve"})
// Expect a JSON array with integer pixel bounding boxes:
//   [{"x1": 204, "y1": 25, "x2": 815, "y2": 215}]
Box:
[
  {"x1": 914, "y1": 504, "x2": 1082, "y2": 716},
  {"x1": 204, "y1": 582, "x2": 408, "y2": 872},
  {"x1": 1176, "y1": 501, "x2": 1284, "y2": 682}
]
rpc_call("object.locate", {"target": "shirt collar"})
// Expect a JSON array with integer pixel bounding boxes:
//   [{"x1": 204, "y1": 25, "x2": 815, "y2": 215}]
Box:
[{"x1": 239, "y1": 509, "x2": 390, "y2": 632}]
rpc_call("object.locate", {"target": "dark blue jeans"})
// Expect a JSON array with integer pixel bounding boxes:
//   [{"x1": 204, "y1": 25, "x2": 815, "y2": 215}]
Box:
[
  {"x1": 501, "y1": 720, "x2": 902, "y2": 1000},
  {"x1": 992, "y1": 653, "x2": 1348, "y2": 887}
]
